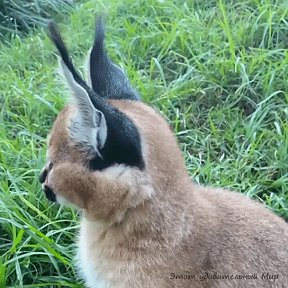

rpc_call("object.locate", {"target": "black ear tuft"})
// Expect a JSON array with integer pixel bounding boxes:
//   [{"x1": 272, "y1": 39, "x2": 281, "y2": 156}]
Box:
[
  {"x1": 48, "y1": 21, "x2": 84, "y2": 87},
  {"x1": 48, "y1": 20, "x2": 144, "y2": 171},
  {"x1": 89, "y1": 16, "x2": 140, "y2": 101}
]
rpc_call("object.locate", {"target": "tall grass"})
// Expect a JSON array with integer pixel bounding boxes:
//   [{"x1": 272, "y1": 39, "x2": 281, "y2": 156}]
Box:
[
  {"x1": 0, "y1": 0, "x2": 287, "y2": 286},
  {"x1": 0, "y1": 0, "x2": 74, "y2": 36}
]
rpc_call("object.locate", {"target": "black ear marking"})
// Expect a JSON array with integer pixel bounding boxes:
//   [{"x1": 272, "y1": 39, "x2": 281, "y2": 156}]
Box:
[
  {"x1": 88, "y1": 106, "x2": 145, "y2": 171},
  {"x1": 47, "y1": 20, "x2": 145, "y2": 170},
  {"x1": 89, "y1": 16, "x2": 140, "y2": 101}
]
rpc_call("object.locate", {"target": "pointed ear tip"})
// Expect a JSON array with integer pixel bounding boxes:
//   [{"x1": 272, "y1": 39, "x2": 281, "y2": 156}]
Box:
[
  {"x1": 47, "y1": 20, "x2": 57, "y2": 35},
  {"x1": 47, "y1": 20, "x2": 64, "y2": 50},
  {"x1": 96, "y1": 13, "x2": 106, "y2": 23},
  {"x1": 47, "y1": 20, "x2": 54, "y2": 28},
  {"x1": 95, "y1": 13, "x2": 106, "y2": 33}
]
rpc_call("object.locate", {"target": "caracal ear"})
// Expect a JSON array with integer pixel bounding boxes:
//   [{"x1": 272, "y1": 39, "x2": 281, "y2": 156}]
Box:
[
  {"x1": 48, "y1": 20, "x2": 144, "y2": 170},
  {"x1": 60, "y1": 59, "x2": 107, "y2": 151},
  {"x1": 87, "y1": 16, "x2": 140, "y2": 101},
  {"x1": 48, "y1": 21, "x2": 107, "y2": 152}
]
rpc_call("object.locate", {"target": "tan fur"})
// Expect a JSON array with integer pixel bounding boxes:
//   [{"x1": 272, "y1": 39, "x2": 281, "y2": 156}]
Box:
[{"x1": 42, "y1": 99, "x2": 288, "y2": 288}]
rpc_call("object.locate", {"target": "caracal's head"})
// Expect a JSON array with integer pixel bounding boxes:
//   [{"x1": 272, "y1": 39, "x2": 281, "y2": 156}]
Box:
[{"x1": 39, "y1": 17, "x2": 187, "y2": 220}]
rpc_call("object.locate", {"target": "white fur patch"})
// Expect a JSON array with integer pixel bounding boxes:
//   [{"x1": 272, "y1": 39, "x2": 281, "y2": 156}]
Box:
[
  {"x1": 56, "y1": 195, "x2": 79, "y2": 210},
  {"x1": 59, "y1": 59, "x2": 107, "y2": 151},
  {"x1": 76, "y1": 218, "x2": 108, "y2": 288}
]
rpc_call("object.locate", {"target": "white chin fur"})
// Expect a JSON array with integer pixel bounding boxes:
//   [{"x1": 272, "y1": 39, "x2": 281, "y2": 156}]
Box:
[{"x1": 56, "y1": 195, "x2": 80, "y2": 210}]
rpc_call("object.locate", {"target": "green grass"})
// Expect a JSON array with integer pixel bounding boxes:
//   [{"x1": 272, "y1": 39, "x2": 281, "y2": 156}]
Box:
[
  {"x1": 0, "y1": 0, "x2": 74, "y2": 37},
  {"x1": 0, "y1": 0, "x2": 287, "y2": 286}
]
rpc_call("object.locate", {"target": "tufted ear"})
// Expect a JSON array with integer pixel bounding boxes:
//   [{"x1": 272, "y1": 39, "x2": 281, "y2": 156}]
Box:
[
  {"x1": 87, "y1": 16, "x2": 140, "y2": 101},
  {"x1": 48, "y1": 20, "x2": 144, "y2": 170},
  {"x1": 60, "y1": 60, "x2": 107, "y2": 151},
  {"x1": 48, "y1": 21, "x2": 107, "y2": 153}
]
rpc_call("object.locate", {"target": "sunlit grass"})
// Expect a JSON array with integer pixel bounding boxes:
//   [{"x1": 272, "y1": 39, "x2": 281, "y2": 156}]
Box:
[{"x1": 0, "y1": 0, "x2": 287, "y2": 286}]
